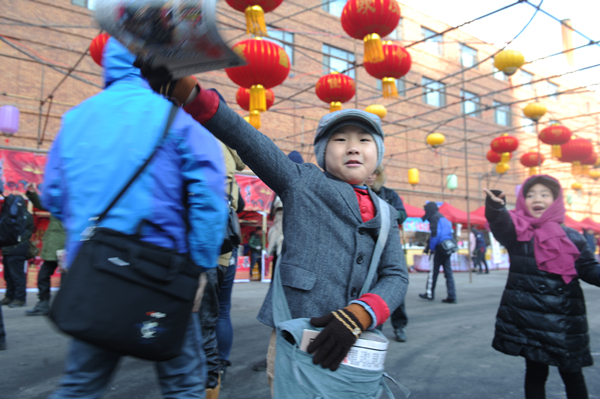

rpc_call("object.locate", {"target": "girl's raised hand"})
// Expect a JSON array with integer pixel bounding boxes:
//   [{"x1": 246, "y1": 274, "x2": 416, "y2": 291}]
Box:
[{"x1": 483, "y1": 188, "x2": 505, "y2": 204}]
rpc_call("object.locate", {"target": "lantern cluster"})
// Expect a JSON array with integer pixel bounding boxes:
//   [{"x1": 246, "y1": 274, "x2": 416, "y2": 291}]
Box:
[
  {"x1": 558, "y1": 137, "x2": 594, "y2": 176},
  {"x1": 315, "y1": 72, "x2": 355, "y2": 112},
  {"x1": 487, "y1": 150, "x2": 511, "y2": 174},
  {"x1": 539, "y1": 124, "x2": 571, "y2": 158},
  {"x1": 225, "y1": 0, "x2": 284, "y2": 36},
  {"x1": 490, "y1": 134, "x2": 518, "y2": 174},
  {"x1": 341, "y1": 0, "x2": 401, "y2": 63},
  {"x1": 520, "y1": 152, "x2": 544, "y2": 176},
  {"x1": 226, "y1": 38, "x2": 290, "y2": 119}
]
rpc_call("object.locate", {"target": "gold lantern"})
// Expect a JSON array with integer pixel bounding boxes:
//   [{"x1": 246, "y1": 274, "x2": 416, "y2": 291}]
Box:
[
  {"x1": 523, "y1": 102, "x2": 547, "y2": 122},
  {"x1": 589, "y1": 170, "x2": 600, "y2": 181},
  {"x1": 426, "y1": 133, "x2": 445, "y2": 148},
  {"x1": 571, "y1": 182, "x2": 583, "y2": 191},
  {"x1": 365, "y1": 104, "x2": 387, "y2": 120},
  {"x1": 494, "y1": 50, "x2": 525, "y2": 76},
  {"x1": 408, "y1": 168, "x2": 419, "y2": 186},
  {"x1": 495, "y1": 162, "x2": 510, "y2": 175}
]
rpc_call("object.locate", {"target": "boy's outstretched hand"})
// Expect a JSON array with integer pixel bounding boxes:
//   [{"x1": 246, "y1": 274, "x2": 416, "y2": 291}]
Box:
[
  {"x1": 308, "y1": 306, "x2": 368, "y2": 371},
  {"x1": 483, "y1": 188, "x2": 505, "y2": 205}
]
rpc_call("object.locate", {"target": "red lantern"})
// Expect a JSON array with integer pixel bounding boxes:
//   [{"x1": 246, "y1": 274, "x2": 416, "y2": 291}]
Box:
[
  {"x1": 364, "y1": 41, "x2": 412, "y2": 98},
  {"x1": 491, "y1": 134, "x2": 519, "y2": 163},
  {"x1": 487, "y1": 150, "x2": 502, "y2": 164},
  {"x1": 315, "y1": 73, "x2": 355, "y2": 113},
  {"x1": 341, "y1": 0, "x2": 401, "y2": 63},
  {"x1": 226, "y1": 38, "x2": 290, "y2": 115},
  {"x1": 559, "y1": 137, "x2": 594, "y2": 175},
  {"x1": 90, "y1": 33, "x2": 110, "y2": 67},
  {"x1": 520, "y1": 152, "x2": 544, "y2": 176},
  {"x1": 225, "y1": 0, "x2": 284, "y2": 36},
  {"x1": 487, "y1": 150, "x2": 511, "y2": 174},
  {"x1": 236, "y1": 87, "x2": 274, "y2": 129},
  {"x1": 539, "y1": 124, "x2": 571, "y2": 158},
  {"x1": 581, "y1": 152, "x2": 598, "y2": 176}
]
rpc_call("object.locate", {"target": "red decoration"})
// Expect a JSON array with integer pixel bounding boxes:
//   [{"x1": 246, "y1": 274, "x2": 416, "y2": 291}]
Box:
[
  {"x1": 236, "y1": 87, "x2": 275, "y2": 129},
  {"x1": 364, "y1": 41, "x2": 411, "y2": 98},
  {"x1": 559, "y1": 137, "x2": 594, "y2": 175},
  {"x1": 491, "y1": 134, "x2": 519, "y2": 163},
  {"x1": 226, "y1": 38, "x2": 290, "y2": 114},
  {"x1": 539, "y1": 124, "x2": 571, "y2": 158},
  {"x1": 341, "y1": 0, "x2": 401, "y2": 63},
  {"x1": 90, "y1": 33, "x2": 110, "y2": 67},
  {"x1": 225, "y1": 0, "x2": 284, "y2": 36},
  {"x1": 520, "y1": 152, "x2": 544, "y2": 176},
  {"x1": 315, "y1": 73, "x2": 355, "y2": 113},
  {"x1": 487, "y1": 150, "x2": 502, "y2": 164},
  {"x1": 581, "y1": 151, "x2": 598, "y2": 175}
]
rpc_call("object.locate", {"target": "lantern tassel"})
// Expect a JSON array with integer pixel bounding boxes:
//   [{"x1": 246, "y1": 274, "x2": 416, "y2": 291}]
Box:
[
  {"x1": 501, "y1": 152, "x2": 510, "y2": 163},
  {"x1": 551, "y1": 145, "x2": 562, "y2": 158},
  {"x1": 250, "y1": 85, "x2": 267, "y2": 113},
  {"x1": 363, "y1": 33, "x2": 384, "y2": 63},
  {"x1": 382, "y1": 78, "x2": 398, "y2": 99},
  {"x1": 582, "y1": 165, "x2": 590, "y2": 176},
  {"x1": 249, "y1": 110, "x2": 261, "y2": 130},
  {"x1": 529, "y1": 167, "x2": 538, "y2": 176},
  {"x1": 245, "y1": 5, "x2": 267, "y2": 36},
  {"x1": 572, "y1": 161, "x2": 582, "y2": 176},
  {"x1": 496, "y1": 162, "x2": 509, "y2": 174},
  {"x1": 330, "y1": 102, "x2": 342, "y2": 113}
]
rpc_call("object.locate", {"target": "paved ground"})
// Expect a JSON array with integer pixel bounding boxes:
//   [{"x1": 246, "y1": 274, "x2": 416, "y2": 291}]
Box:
[{"x1": 1, "y1": 269, "x2": 599, "y2": 399}]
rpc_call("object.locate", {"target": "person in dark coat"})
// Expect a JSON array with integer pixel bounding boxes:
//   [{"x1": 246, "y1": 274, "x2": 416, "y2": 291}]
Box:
[
  {"x1": 485, "y1": 175, "x2": 600, "y2": 399},
  {"x1": 582, "y1": 229, "x2": 596, "y2": 255},
  {"x1": 1, "y1": 202, "x2": 34, "y2": 308},
  {"x1": 366, "y1": 165, "x2": 409, "y2": 342},
  {"x1": 419, "y1": 202, "x2": 456, "y2": 303},
  {"x1": 25, "y1": 183, "x2": 66, "y2": 316}
]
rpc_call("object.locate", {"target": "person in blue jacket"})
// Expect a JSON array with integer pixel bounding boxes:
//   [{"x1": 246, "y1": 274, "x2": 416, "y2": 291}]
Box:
[
  {"x1": 419, "y1": 202, "x2": 457, "y2": 303},
  {"x1": 43, "y1": 38, "x2": 227, "y2": 399}
]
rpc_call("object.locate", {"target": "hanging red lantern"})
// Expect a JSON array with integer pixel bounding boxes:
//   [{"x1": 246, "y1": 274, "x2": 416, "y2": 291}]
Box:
[
  {"x1": 559, "y1": 137, "x2": 594, "y2": 175},
  {"x1": 315, "y1": 72, "x2": 355, "y2": 113},
  {"x1": 225, "y1": 0, "x2": 284, "y2": 36},
  {"x1": 90, "y1": 33, "x2": 110, "y2": 67},
  {"x1": 539, "y1": 124, "x2": 571, "y2": 158},
  {"x1": 491, "y1": 134, "x2": 519, "y2": 163},
  {"x1": 580, "y1": 152, "x2": 598, "y2": 176},
  {"x1": 226, "y1": 38, "x2": 290, "y2": 116},
  {"x1": 520, "y1": 152, "x2": 544, "y2": 176},
  {"x1": 487, "y1": 150, "x2": 502, "y2": 164},
  {"x1": 341, "y1": 0, "x2": 401, "y2": 63},
  {"x1": 364, "y1": 41, "x2": 411, "y2": 98},
  {"x1": 487, "y1": 150, "x2": 511, "y2": 174},
  {"x1": 236, "y1": 87, "x2": 275, "y2": 129}
]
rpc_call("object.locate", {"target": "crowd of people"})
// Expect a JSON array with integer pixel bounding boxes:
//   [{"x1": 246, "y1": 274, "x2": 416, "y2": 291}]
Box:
[{"x1": 0, "y1": 36, "x2": 599, "y2": 399}]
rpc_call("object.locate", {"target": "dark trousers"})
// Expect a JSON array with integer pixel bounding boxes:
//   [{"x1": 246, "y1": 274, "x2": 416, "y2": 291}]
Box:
[
  {"x1": 3, "y1": 255, "x2": 27, "y2": 301},
  {"x1": 0, "y1": 303, "x2": 5, "y2": 344},
  {"x1": 525, "y1": 359, "x2": 588, "y2": 399},
  {"x1": 216, "y1": 248, "x2": 238, "y2": 362},
  {"x1": 477, "y1": 251, "x2": 489, "y2": 273},
  {"x1": 390, "y1": 301, "x2": 408, "y2": 330},
  {"x1": 38, "y1": 260, "x2": 59, "y2": 301},
  {"x1": 199, "y1": 267, "x2": 220, "y2": 389},
  {"x1": 250, "y1": 251, "x2": 261, "y2": 279},
  {"x1": 424, "y1": 250, "x2": 456, "y2": 301}
]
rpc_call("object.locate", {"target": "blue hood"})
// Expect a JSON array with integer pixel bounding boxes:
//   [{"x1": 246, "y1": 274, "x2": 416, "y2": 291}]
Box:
[{"x1": 103, "y1": 37, "x2": 141, "y2": 87}]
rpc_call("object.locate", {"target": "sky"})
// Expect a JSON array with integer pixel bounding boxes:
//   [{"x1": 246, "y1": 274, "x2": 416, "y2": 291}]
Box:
[{"x1": 398, "y1": 0, "x2": 600, "y2": 91}]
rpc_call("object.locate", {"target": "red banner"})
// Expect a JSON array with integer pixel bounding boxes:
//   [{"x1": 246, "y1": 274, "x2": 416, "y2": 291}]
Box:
[
  {"x1": 235, "y1": 174, "x2": 275, "y2": 212},
  {"x1": 0, "y1": 150, "x2": 47, "y2": 194}
]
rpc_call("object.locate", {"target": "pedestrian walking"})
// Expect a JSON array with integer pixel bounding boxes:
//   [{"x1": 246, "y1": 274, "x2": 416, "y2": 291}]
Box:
[
  {"x1": 485, "y1": 175, "x2": 600, "y2": 399},
  {"x1": 419, "y1": 202, "x2": 457, "y2": 303},
  {"x1": 24, "y1": 183, "x2": 66, "y2": 316},
  {"x1": 583, "y1": 229, "x2": 596, "y2": 254},
  {"x1": 469, "y1": 227, "x2": 488, "y2": 274},
  {"x1": 249, "y1": 227, "x2": 263, "y2": 280}
]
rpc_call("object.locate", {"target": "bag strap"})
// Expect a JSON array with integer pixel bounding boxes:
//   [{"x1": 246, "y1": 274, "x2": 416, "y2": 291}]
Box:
[
  {"x1": 359, "y1": 197, "x2": 390, "y2": 297},
  {"x1": 95, "y1": 104, "x2": 178, "y2": 224},
  {"x1": 272, "y1": 196, "x2": 391, "y2": 325}
]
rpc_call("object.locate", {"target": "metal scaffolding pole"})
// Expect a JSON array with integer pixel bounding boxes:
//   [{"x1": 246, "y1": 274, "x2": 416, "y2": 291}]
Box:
[{"x1": 461, "y1": 70, "x2": 472, "y2": 284}]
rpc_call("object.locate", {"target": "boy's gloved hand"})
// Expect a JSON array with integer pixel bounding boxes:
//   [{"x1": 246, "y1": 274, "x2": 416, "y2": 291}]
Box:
[
  {"x1": 307, "y1": 304, "x2": 370, "y2": 371},
  {"x1": 133, "y1": 58, "x2": 198, "y2": 106}
]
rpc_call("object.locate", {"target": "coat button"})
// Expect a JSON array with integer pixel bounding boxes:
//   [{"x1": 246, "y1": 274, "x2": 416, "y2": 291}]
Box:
[
  {"x1": 558, "y1": 288, "x2": 563, "y2": 294},
  {"x1": 359, "y1": 229, "x2": 366, "y2": 235},
  {"x1": 350, "y1": 287, "x2": 357, "y2": 297},
  {"x1": 539, "y1": 284, "x2": 546, "y2": 289},
  {"x1": 357, "y1": 254, "x2": 364, "y2": 264}
]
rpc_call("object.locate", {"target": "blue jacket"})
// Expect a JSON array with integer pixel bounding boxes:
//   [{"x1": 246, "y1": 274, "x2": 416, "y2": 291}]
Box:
[
  {"x1": 42, "y1": 38, "x2": 227, "y2": 269},
  {"x1": 423, "y1": 202, "x2": 453, "y2": 251}
]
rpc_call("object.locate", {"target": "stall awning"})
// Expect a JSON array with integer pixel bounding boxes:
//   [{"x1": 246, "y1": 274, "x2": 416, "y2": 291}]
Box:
[
  {"x1": 438, "y1": 203, "x2": 487, "y2": 227},
  {"x1": 564, "y1": 215, "x2": 584, "y2": 232},
  {"x1": 579, "y1": 217, "x2": 600, "y2": 234}
]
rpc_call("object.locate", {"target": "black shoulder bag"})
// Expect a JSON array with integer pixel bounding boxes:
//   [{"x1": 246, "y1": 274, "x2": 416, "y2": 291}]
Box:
[
  {"x1": 220, "y1": 178, "x2": 242, "y2": 254},
  {"x1": 50, "y1": 105, "x2": 201, "y2": 361}
]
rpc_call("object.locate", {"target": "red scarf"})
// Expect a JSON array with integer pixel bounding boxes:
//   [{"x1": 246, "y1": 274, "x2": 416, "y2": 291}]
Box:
[{"x1": 509, "y1": 175, "x2": 579, "y2": 284}]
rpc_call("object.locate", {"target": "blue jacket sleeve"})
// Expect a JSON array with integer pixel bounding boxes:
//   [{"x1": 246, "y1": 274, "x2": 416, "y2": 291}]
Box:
[
  {"x1": 179, "y1": 121, "x2": 228, "y2": 270},
  {"x1": 42, "y1": 132, "x2": 67, "y2": 221},
  {"x1": 429, "y1": 219, "x2": 442, "y2": 250}
]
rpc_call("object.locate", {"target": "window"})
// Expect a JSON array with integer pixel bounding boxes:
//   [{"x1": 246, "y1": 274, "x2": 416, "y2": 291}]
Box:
[
  {"x1": 521, "y1": 71, "x2": 533, "y2": 91},
  {"x1": 422, "y1": 77, "x2": 445, "y2": 107},
  {"x1": 321, "y1": 0, "x2": 346, "y2": 17},
  {"x1": 72, "y1": 0, "x2": 95, "y2": 9},
  {"x1": 266, "y1": 27, "x2": 294, "y2": 65},
  {"x1": 323, "y1": 44, "x2": 355, "y2": 79},
  {"x1": 461, "y1": 90, "x2": 480, "y2": 117},
  {"x1": 547, "y1": 82, "x2": 559, "y2": 100},
  {"x1": 421, "y1": 27, "x2": 443, "y2": 55},
  {"x1": 377, "y1": 78, "x2": 406, "y2": 96},
  {"x1": 548, "y1": 119, "x2": 560, "y2": 125},
  {"x1": 460, "y1": 44, "x2": 478, "y2": 68},
  {"x1": 494, "y1": 101, "x2": 511, "y2": 126},
  {"x1": 494, "y1": 68, "x2": 507, "y2": 81},
  {"x1": 522, "y1": 119, "x2": 535, "y2": 133},
  {"x1": 386, "y1": 18, "x2": 403, "y2": 40}
]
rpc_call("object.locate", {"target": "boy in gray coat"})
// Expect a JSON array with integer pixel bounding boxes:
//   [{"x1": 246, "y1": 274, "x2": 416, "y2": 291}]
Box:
[{"x1": 143, "y1": 74, "x2": 409, "y2": 375}]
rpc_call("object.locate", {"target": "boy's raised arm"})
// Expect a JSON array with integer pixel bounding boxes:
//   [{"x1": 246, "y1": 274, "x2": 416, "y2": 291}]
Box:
[{"x1": 183, "y1": 87, "x2": 303, "y2": 196}]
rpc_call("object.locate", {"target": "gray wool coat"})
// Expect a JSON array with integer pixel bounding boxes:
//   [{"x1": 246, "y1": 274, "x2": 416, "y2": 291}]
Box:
[{"x1": 204, "y1": 103, "x2": 409, "y2": 328}]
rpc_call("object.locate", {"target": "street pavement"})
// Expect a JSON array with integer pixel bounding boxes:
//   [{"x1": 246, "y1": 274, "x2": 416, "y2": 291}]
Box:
[{"x1": 1, "y1": 269, "x2": 599, "y2": 399}]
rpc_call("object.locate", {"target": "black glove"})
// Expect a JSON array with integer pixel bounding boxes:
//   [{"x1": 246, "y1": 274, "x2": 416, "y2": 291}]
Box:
[
  {"x1": 133, "y1": 58, "x2": 197, "y2": 105},
  {"x1": 423, "y1": 247, "x2": 430, "y2": 255},
  {"x1": 307, "y1": 309, "x2": 364, "y2": 371}
]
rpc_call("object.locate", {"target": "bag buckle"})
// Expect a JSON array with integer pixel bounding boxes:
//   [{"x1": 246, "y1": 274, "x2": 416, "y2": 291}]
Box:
[{"x1": 81, "y1": 217, "x2": 99, "y2": 241}]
